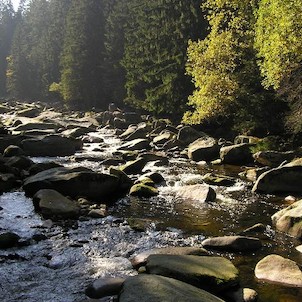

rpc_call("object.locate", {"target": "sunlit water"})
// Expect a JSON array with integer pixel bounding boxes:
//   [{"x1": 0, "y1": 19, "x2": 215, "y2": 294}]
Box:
[{"x1": 1, "y1": 128, "x2": 302, "y2": 301}]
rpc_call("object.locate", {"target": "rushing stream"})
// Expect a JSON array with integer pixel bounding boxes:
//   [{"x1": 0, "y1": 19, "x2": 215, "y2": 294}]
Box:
[{"x1": 1, "y1": 127, "x2": 302, "y2": 301}]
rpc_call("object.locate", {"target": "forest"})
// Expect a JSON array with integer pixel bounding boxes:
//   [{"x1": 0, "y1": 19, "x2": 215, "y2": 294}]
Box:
[{"x1": 0, "y1": 0, "x2": 301, "y2": 139}]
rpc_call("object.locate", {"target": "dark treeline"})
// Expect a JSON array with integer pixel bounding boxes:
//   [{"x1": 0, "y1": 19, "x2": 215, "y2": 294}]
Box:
[{"x1": 0, "y1": 0, "x2": 301, "y2": 138}]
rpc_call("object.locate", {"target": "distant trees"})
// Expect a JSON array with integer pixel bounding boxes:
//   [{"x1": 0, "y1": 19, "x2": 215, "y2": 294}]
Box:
[
  {"x1": 255, "y1": 0, "x2": 302, "y2": 133},
  {"x1": 122, "y1": 0, "x2": 206, "y2": 116}
]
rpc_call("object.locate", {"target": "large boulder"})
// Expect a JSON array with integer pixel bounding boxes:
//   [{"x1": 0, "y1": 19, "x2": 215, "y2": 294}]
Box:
[
  {"x1": 255, "y1": 254, "x2": 302, "y2": 287},
  {"x1": 33, "y1": 189, "x2": 80, "y2": 219},
  {"x1": 188, "y1": 137, "x2": 219, "y2": 162},
  {"x1": 23, "y1": 167, "x2": 120, "y2": 201},
  {"x1": 146, "y1": 255, "x2": 239, "y2": 293},
  {"x1": 253, "y1": 150, "x2": 297, "y2": 167},
  {"x1": 176, "y1": 184, "x2": 216, "y2": 203},
  {"x1": 21, "y1": 134, "x2": 82, "y2": 156},
  {"x1": 220, "y1": 143, "x2": 253, "y2": 165},
  {"x1": 202, "y1": 236, "x2": 262, "y2": 252},
  {"x1": 271, "y1": 199, "x2": 302, "y2": 238},
  {"x1": 252, "y1": 158, "x2": 302, "y2": 194},
  {"x1": 119, "y1": 139, "x2": 150, "y2": 151},
  {"x1": 119, "y1": 274, "x2": 225, "y2": 302},
  {"x1": 177, "y1": 126, "x2": 206, "y2": 146}
]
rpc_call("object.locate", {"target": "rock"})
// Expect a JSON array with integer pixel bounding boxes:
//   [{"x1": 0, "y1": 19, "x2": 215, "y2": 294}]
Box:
[
  {"x1": 61, "y1": 127, "x2": 92, "y2": 138},
  {"x1": 271, "y1": 199, "x2": 302, "y2": 238},
  {"x1": 0, "y1": 173, "x2": 19, "y2": 193},
  {"x1": 0, "y1": 232, "x2": 20, "y2": 249},
  {"x1": 225, "y1": 287, "x2": 258, "y2": 302},
  {"x1": 88, "y1": 208, "x2": 107, "y2": 218},
  {"x1": 239, "y1": 223, "x2": 266, "y2": 235},
  {"x1": 120, "y1": 126, "x2": 137, "y2": 139},
  {"x1": 177, "y1": 126, "x2": 206, "y2": 146},
  {"x1": 21, "y1": 134, "x2": 82, "y2": 156},
  {"x1": 120, "y1": 158, "x2": 146, "y2": 175},
  {"x1": 17, "y1": 107, "x2": 40, "y2": 118},
  {"x1": 119, "y1": 139, "x2": 150, "y2": 151},
  {"x1": 240, "y1": 167, "x2": 270, "y2": 182},
  {"x1": 234, "y1": 135, "x2": 261, "y2": 145},
  {"x1": 139, "y1": 172, "x2": 165, "y2": 184},
  {"x1": 129, "y1": 183, "x2": 158, "y2": 197},
  {"x1": 131, "y1": 246, "x2": 208, "y2": 269},
  {"x1": 3, "y1": 145, "x2": 25, "y2": 157},
  {"x1": 202, "y1": 173, "x2": 235, "y2": 186},
  {"x1": 188, "y1": 136, "x2": 219, "y2": 162},
  {"x1": 4, "y1": 155, "x2": 34, "y2": 170},
  {"x1": 176, "y1": 184, "x2": 216, "y2": 203},
  {"x1": 124, "y1": 127, "x2": 147, "y2": 141},
  {"x1": 85, "y1": 277, "x2": 125, "y2": 299},
  {"x1": 13, "y1": 122, "x2": 60, "y2": 132},
  {"x1": 23, "y1": 167, "x2": 120, "y2": 201},
  {"x1": 140, "y1": 152, "x2": 169, "y2": 165},
  {"x1": 153, "y1": 131, "x2": 175, "y2": 145},
  {"x1": 109, "y1": 166, "x2": 133, "y2": 192},
  {"x1": 33, "y1": 189, "x2": 80, "y2": 219},
  {"x1": 202, "y1": 236, "x2": 262, "y2": 252},
  {"x1": 119, "y1": 274, "x2": 225, "y2": 302},
  {"x1": 28, "y1": 162, "x2": 63, "y2": 175},
  {"x1": 123, "y1": 112, "x2": 142, "y2": 124},
  {"x1": 220, "y1": 143, "x2": 253, "y2": 165},
  {"x1": 255, "y1": 254, "x2": 302, "y2": 287},
  {"x1": 0, "y1": 134, "x2": 26, "y2": 153},
  {"x1": 127, "y1": 218, "x2": 154, "y2": 231},
  {"x1": 146, "y1": 255, "x2": 239, "y2": 293},
  {"x1": 252, "y1": 159, "x2": 302, "y2": 194},
  {"x1": 253, "y1": 150, "x2": 297, "y2": 167},
  {"x1": 296, "y1": 245, "x2": 302, "y2": 253}
]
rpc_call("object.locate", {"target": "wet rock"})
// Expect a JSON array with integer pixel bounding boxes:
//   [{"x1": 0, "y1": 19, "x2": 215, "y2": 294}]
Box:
[
  {"x1": 109, "y1": 166, "x2": 133, "y2": 192},
  {"x1": 85, "y1": 277, "x2": 125, "y2": 299},
  {"x1": 253, "y1": 150, "x2": 297, "y2": 167},
  {"x1": 120, "y1": 158, "x2": 146, "y2": 175},
  {"x1": 202, "y1": 236, "x2": 262, "y2": 252},
  {"x1": 119, "y1": 274, "x2": 225, "y2": 302},
  {"x1": 225, "y1": 287, "x2": 258, "y2": 302},
  {"x1": 255, "y1": 254, "x2": 302, "y2": 287},
  {"x1": 131, "y1": 246, "x2": 208, "y2": 269},
  {"x1": 140, "y1": 172, "x2": 165, "y2": 184},
  {"x1": 33, "y1": 189, "x2": 80, "y2": 219},
  {"x1": 127, "y1": 218, "x2": 154, "y2": 231},
  {"x1": 3, "y1": 145, "x2": 25, "y2": 157},
  {"x1": 177, "y1": 126, "x2": 205, "y2": 146},
  {"x1": 129, "y1": 183, "x2": 158, "y2": 197},
  {"x1": 188, "y1": 136, "x2": 219, "y2": 162},
  {"x1": 239, "y1": 223, "x2": 266, "y2": 235},
  {"x1": 23, "y1": 167, "x2": 121, "y2": 201},
  {"x1": 271, "y1": 199, "x2": 302, "y2": 238},
  {"x1": 234, "y1": 135, "x2": 261, "y2": 145},
  {"x1": 220, "y1": 143, "x2": 253, "y2": 165},
  {"x1": 28, "y1": 162, "x2": 63, "y2": 175},
  {"x1": 21, "y1": 134, "x2": 82, "y2": 156},
  {"x1": 153, "y1": 131, "x2": 175, "y2": 145},
  {"x1": 176, "y1": 184, "x2": 216, "y2": 203},
  {"x1": 0, "y1": 232, "x2": 20, "y2": 249},
  {"x1": 88, "y1": 207, "x2": 107, "y2": 218},
  {"x1": 4, "y1": 155, "x2": 33, "y2": 170},
  {"x1": 119, "y1": 139, "x2": 150, "y2": 151},
  {"x1": 61, "y1": 127, "x2": 92, "y2": 138},
  {"x1": 252, "y1": 158, "x2": 302, "y2": 194},
  {"x1": 146, "y1": 255, "x2": 239, "y2": 293},
  {"x1": 202, "y1": 173, "x2": 235, "y2": 186},
  {"x1": 0, "y1": 173, "x2": 19, "y2": 192}
]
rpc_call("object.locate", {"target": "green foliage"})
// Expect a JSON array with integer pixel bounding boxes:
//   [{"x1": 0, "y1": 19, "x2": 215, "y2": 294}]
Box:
[
  {"x1": 255, "y1": 0, "x2": 302, "y2": 133},
  {"x1": 184, "y1": 0, "x2": 285, "y2": 135},
  {"x1": 122, "y1": 0, "x2": 206, "y2": 116}
]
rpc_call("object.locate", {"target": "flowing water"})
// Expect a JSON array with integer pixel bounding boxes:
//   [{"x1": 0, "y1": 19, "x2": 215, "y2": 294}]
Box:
[{"x1": 1, "y1": 128, "x2": 302, "y2": 301}]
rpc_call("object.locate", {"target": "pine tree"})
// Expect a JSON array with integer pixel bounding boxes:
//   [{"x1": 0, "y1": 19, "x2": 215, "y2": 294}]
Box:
[{"x1": 122, "y1": 0, "x2": 205, "y2": 116}]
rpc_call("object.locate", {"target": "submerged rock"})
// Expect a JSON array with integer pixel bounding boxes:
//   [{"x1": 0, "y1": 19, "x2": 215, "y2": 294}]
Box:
[
  {"x1": 145, "y1": 255, "x2": 239, "y2": 293},
  {"x1": 119, "y1": 274, "x2": 225, "y2": 302},
  {"x1": 255, "y1": 254, "x2": 302, "y2": 287},
  {"x1": 0, "y1": 232, "x2": 20, "y2": 249}
]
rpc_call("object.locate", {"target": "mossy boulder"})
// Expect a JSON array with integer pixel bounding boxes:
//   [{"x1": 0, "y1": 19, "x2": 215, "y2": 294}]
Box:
[{"x1": 145, "y1": 255, "x2": 239, "y2": 293}]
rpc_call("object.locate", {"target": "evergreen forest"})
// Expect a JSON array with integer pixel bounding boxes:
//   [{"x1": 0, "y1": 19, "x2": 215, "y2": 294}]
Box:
[{"x1": 1, "y1": 0, "x2": 302, "y2": 139}]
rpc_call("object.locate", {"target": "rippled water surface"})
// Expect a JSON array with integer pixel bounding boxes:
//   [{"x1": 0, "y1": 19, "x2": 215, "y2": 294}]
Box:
[{"x1": 1, "y1": 128, "x2": 302, "y2": 301}]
